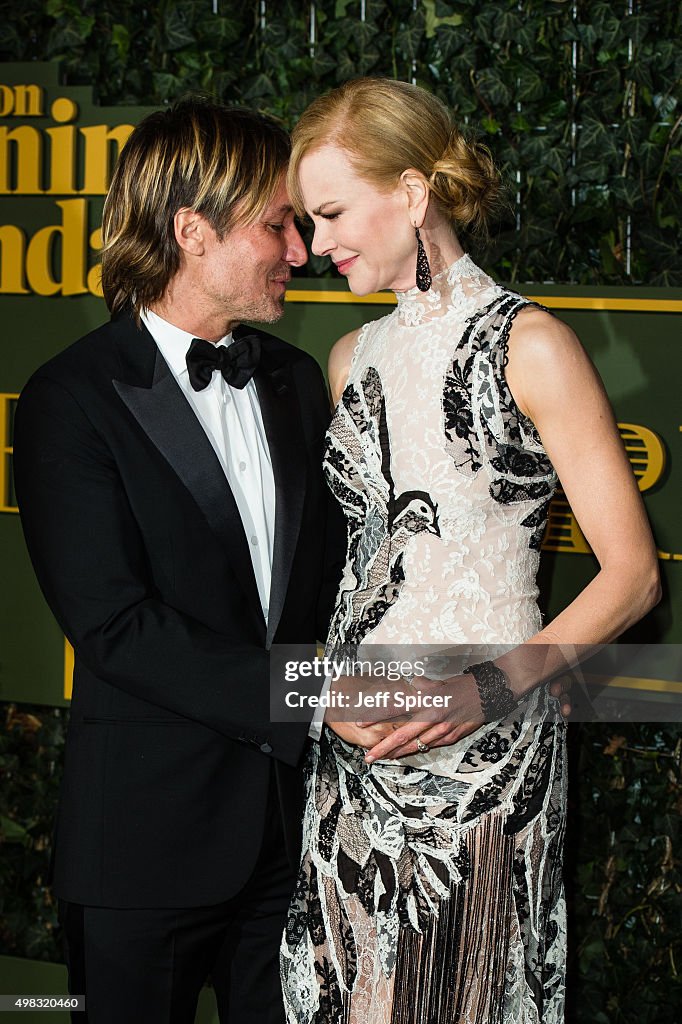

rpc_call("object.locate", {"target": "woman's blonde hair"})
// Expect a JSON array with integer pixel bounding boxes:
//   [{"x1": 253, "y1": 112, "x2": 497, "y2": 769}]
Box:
[
  {"x1": 289, "y1": 78, "x2": 502, "y2": 233},
  {"x1": 101, "y1": 98, "x2": 290, "y2": 315}
]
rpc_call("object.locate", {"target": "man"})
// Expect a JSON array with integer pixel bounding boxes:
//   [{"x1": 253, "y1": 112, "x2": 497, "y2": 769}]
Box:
[{"x1": 13, "y1": 99, "x2": 344, "y2": 1024}]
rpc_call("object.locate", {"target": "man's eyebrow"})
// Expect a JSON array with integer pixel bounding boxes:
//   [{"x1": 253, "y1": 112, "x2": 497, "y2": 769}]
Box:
[
  {"x1": 311, "y1": 201, "x2": 338, "y2": 215},
  {"x1": 268, "y1": 203, "x2": 294, "y2": 216}
]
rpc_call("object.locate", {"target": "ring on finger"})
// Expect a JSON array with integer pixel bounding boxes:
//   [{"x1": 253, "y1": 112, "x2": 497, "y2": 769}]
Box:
[{"x1": 416, "y1": 738, "x2": 430, "y2": 753}]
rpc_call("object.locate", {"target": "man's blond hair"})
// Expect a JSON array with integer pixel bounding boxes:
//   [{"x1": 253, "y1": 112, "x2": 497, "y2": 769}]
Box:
[{"x1": 101, "y1": 99, "x2": 290, "y2": 315}]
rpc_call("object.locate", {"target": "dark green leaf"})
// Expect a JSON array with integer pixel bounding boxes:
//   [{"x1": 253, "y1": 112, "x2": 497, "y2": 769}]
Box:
[
  {"x1": 473, "y1": 9, "x2": 497, "y2": 48},
  {"x1": 241, "y1": 73, "x2": 276, "y2": 102},
  {"x1": 610, "y1": 176, "x2": 642, "y2": 209},
  {"x1": 516, "y1": 66, "x2": 544, "y2": 103},
  {"x1": 623, "y1": 14, "x2": 655, "y2": 46},
  {"x1": 494, "y1": 9, "x2": 521, "y2": 42},
  {"x1": 162, "y1": 5, "x2": 196, "y2": 51},
  {"x1": 431, "y1": 23, "x2": 465, "y2": 61},
  {"x1": 395, "y1": 23, "x2": 424, "y2": 62},
  {"x1": 475, "y1": 67, "x2": 512, "y2": 107},
  {"x1": 0, "y1": 815, "x2": 30, "y2": 844},
  {"x1": 151, "y1": 71, "x2": 180, "y2": 102}
]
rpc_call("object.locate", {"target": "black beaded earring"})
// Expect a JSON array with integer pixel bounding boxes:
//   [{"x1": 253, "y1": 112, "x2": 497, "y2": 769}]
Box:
[{"x1": 415, "y1": 226, "x2": 432, "y2": 292}]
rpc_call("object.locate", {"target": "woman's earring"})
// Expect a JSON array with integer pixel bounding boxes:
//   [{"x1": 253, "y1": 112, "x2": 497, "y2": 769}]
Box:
[{"x1": 415, "y1": 227, "x2": 432, "y2": 292}]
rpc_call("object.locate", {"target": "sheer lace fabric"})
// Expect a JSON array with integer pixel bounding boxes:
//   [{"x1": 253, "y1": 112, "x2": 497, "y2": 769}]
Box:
[{"x1": 281, "y1": 257, "x2": 567, "y2": 1023}]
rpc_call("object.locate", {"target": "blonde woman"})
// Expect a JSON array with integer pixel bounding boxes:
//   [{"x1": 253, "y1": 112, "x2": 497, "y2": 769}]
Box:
[{"x1": 279, "y1": 78, "x2": 659, "y2": 1023}]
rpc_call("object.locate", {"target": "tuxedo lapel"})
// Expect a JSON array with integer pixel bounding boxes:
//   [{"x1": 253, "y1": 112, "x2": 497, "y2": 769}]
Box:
[
  {"x1": 253, "y1": 339, "x2": 307, "y2": 648},
  {"x1": 111, "y1": 316, "x2": 265, "y2": 629}
]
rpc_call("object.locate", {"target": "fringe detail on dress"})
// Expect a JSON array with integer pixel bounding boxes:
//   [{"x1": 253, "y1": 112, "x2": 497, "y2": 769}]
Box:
[{"x1": 390, "y1": 813, "x2": 514, "y2": 1024}]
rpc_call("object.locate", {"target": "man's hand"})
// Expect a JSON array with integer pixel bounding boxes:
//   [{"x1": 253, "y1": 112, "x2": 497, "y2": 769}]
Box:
[{"x1": 549, "y1": 674, "x2": 573, "y2": 718}]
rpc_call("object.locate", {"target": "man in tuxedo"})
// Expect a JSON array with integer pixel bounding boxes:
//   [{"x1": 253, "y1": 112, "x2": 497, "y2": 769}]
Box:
[{"x1": 13, "y1": 99, "x2": 345, "y2": 1024}]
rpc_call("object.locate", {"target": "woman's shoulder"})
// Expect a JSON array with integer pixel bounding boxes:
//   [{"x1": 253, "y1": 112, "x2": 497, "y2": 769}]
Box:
[
  {"x1": 328, "y1": 328, "x2": 361, "y2": 406},
  {"x1": 328, "y1": 310, "x2": 395, "y2": 403},
  {"x1": 504, "y1": 304, "x2": 598, "y2": 420},
  {"x1": 329, "y1": 328, "x2": 361, "y2": 370},
  {"x1": 507, "y1": 303, "x2": 583, "y2": 364}
]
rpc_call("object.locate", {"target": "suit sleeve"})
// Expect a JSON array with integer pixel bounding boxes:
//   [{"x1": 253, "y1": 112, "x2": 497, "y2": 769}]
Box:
[{"x1": 13, "y1": 373, "x2": 308, "y2": 767}]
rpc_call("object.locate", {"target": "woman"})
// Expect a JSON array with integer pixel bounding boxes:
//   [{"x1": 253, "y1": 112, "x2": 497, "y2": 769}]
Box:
[{"x1": 280, "y1": 78, "x2": 660, "y2": 1024}]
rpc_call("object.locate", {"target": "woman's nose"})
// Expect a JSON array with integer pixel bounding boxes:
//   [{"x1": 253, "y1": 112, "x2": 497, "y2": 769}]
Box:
[{"x1": 311, "y1": 221, "x2": 334, "y2": 257}]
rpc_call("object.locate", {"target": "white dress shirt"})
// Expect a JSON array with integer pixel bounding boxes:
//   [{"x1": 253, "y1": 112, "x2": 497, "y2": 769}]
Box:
[{"x1": 142, "y1": 309, "x2": 275, "y2": 622}]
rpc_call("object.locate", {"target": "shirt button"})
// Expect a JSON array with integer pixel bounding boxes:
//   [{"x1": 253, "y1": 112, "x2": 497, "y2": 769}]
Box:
[
  {"x1": 260, "y1": 742, "x2": 273, "y2": 754},
  {"x1": 251, "y1": 535, "x2": 258, "y2": 546},
  {"x1": 239, "y1": 461, "x2": 247, "y2": 471}
]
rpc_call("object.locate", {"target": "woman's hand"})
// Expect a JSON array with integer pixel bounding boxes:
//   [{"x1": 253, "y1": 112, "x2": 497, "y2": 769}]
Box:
[
  {"x1": 360, "y1": 672, "x2": 576, "y2": 763},
  {"x1": 361, "y1": 672, "x2": 483, "y2": 762},
  {"x1": 325, "y1": 719, "x2": 398, "y2": 749}
]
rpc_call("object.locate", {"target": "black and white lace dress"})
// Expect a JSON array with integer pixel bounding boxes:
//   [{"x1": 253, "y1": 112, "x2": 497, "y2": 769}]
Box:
[{"x1": 280, "y1": 256, "x2": 567, "y2": 1024}]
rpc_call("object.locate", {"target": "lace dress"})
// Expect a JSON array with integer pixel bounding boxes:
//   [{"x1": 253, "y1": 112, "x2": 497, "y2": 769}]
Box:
[{"x1": 281, "y1": 256, "x2": 567, "y2": 1024}]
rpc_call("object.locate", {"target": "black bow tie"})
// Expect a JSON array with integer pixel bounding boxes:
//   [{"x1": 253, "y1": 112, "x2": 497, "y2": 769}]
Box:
[{"x1": 185, "y1": 335, "x2": 261, "y2": 392}]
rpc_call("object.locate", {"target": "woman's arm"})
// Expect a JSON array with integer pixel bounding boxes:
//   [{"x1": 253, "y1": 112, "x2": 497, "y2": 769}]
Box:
[
  {"x1": 507, "y1": 307, "x2": 661, "y2": 646},
  {"x1": 364, "y1": 309, "x2": 661, "y2": 761}
]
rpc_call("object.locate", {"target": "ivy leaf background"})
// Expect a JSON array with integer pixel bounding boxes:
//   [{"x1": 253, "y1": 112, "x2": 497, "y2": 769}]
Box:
[{"x1": 0, "y1": 0, "x2": 678, "y2": 283}]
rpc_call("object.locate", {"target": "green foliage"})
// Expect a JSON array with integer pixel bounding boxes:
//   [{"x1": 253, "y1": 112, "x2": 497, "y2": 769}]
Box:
[
  {"x1": 568, "y1": 724, "x2": 682, "y2": 1023},
  {"x1": 0, "y1": 0, "x2": 679, "y2": 284},
  {"x1": 0, "y1": 705, "x2": 66, "y2": 962}
]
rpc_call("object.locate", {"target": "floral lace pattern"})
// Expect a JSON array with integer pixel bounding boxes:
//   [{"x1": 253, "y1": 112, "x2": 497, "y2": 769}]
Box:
[{"x1": 281, "y1": 258, "x2": 567, "y2": 1023}]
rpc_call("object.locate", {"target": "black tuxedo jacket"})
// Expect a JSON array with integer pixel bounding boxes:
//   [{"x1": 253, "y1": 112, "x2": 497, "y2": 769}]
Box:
[{"x1": 13, "y1": 311, "x2": 344, "y2": 908}]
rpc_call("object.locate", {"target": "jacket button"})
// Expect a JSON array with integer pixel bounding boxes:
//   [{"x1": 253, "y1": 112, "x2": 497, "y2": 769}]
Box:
[{"x1": 260, "y1": 742, "x2": 273, "y2": 753}]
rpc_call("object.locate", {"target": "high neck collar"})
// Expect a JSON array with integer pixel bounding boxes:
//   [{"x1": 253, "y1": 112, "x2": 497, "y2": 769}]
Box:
[{"x1": 394, "y1": 253, "x2": 499, "y2": 327}]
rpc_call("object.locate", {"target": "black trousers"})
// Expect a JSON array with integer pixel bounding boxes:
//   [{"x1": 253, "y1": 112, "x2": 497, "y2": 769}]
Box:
[{"x1": 58, "y1": 772, "x2": 295, "y2": 1024}]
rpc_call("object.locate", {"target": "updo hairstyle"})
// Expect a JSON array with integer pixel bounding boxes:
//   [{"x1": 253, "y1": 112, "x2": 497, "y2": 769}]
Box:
[{"x1": 289, "y1": 78, "x2": 503, "y2": 235}]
